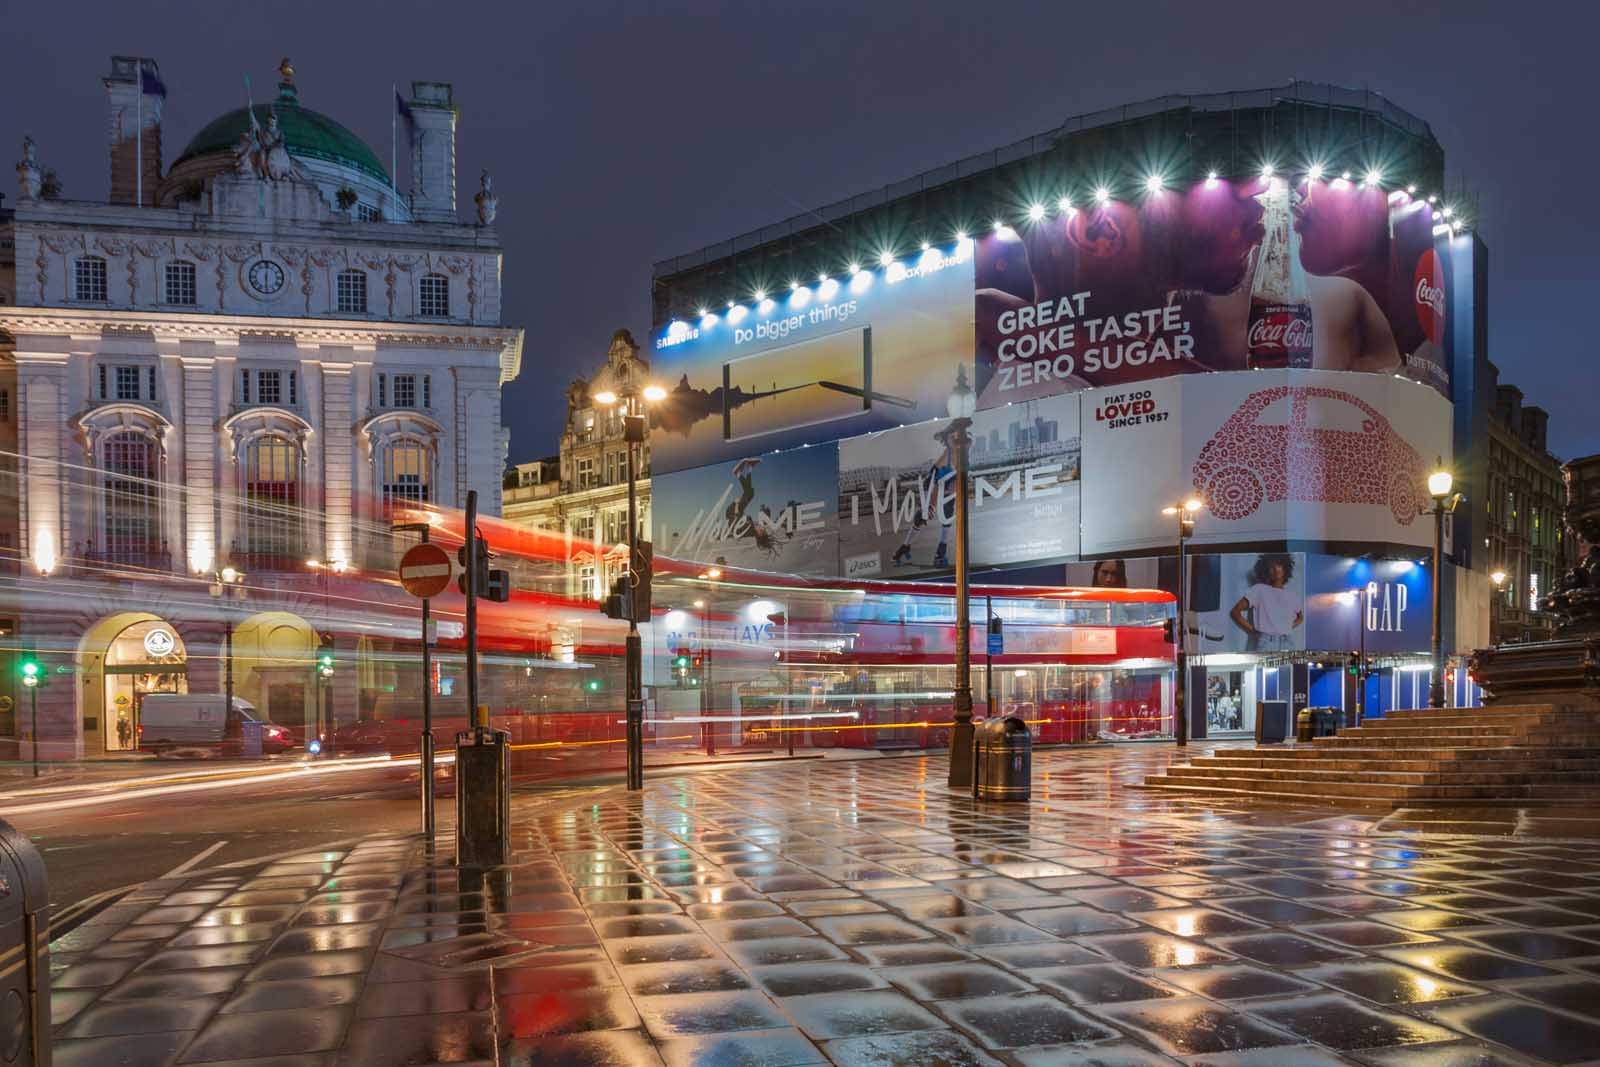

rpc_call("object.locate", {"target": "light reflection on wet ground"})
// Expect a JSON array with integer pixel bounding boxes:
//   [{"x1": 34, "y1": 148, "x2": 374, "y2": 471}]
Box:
[{"x1": 45, "y1": 744, "x2": 1600, "y2": 1065}]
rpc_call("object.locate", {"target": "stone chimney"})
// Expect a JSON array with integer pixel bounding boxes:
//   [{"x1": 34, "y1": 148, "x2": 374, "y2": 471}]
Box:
[
  {"x1": 105, "y1": 55, "x2": 165, "y2": 206},
  {"x1": 407, "y1": 81, "x2": 456, "y2": 222}
]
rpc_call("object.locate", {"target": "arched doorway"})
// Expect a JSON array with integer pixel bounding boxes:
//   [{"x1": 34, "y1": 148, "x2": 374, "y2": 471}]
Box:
[
  {"x1": 81, "y1": 613, "x2": 189, "y2": 753},
  {"x1": 231, "y1": 612, "x2": 316, "y2": 732}
]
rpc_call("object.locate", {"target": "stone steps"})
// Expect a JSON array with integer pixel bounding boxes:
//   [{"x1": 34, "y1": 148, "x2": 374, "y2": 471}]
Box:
[
  {"x1": 1209, "y1": 746, "x2": 1600, "y2": 764},
  {"x1": 1160, "y1": 763, "x2": 1600, "y2": 787},
  {"x1": 1141, "y1": 702, "x2": 1600, "y2": 807},
  {"x1": 1139, "y1": 780, "x2": 1600, "y2": 809},
  {"x1": 1202, "y1": 755, "x2": 1600, "y2": 774}
]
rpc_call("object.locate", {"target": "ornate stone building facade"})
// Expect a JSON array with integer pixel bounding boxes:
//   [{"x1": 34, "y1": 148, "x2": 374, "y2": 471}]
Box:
[
  {"x1": 0, "y1": 56, "x2": 522, "y2": 758},
  {"x1": 502, "y1": 330, "x2": 651, "y2": 601},
  {"x1": 1484, "y1": 362, "x2": 1571, "y2": 644}
]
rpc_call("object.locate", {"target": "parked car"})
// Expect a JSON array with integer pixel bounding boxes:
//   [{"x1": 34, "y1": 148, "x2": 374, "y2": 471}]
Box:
[
  {"x1": 1191, "y1": 385, "x2": 1426, "y2": 524},
  {"x1": 138, "y1": 694, "x2": 297, "y2": 755}
]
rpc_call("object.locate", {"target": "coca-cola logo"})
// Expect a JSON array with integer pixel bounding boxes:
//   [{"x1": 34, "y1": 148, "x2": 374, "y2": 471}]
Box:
[
  {"x1": 1248, "y1": 312, "x2": 1313, "y2": 351},
  {"x1": 1413, "y1": 250, "x2": 1446, "y2": 344}
]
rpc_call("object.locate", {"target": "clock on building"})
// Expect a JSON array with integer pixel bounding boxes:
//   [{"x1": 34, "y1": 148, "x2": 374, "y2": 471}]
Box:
[{"x1": 246, "y1": 259, "x2": 286, "y2": 296}]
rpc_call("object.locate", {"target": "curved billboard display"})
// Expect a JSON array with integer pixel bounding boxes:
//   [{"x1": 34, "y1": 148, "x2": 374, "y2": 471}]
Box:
[
  {"x1": 1080, "y1": 369, "x2": 1452, "y2": 554},
  {"x1": 975, "y1": 177, "x2": 1451, "y2": 409},
  {"x1": 650, "y1": 249, "x2": 975, "y2": 477}
]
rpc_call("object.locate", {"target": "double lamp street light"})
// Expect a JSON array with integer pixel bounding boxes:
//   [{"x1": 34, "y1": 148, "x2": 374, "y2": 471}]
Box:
[{"x1": 594, "y1": 382, "x2": 666, "y2": 791}]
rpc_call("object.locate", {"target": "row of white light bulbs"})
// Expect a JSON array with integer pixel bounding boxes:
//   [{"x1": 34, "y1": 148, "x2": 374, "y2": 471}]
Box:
[{"x1": 678, "y1": 165, "x2": 1465, "y2": 331}]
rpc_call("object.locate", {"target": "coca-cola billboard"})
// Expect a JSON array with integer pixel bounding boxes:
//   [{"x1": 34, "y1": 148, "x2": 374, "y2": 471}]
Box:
[{"x1": 976, "y1": 176, "x2": 1454, "y2": 409}]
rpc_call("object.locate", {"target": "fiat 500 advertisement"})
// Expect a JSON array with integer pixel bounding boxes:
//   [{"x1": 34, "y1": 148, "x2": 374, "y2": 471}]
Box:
[{"x1": 1080, "y1": 369, "x2": 1453, "y2": 554}]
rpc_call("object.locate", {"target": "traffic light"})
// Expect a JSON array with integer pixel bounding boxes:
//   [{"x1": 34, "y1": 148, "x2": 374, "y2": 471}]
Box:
[
  {"x1": 484, "y1": 568, "x2": 511, "y2": 603},
  {"x1": 18, "y1": 653, "x2": 41, "y2": 689},
  {"x1": 1347, "y1": 652, "x2": 1362, "y2": 676},
  {"x1": 689, "y1": 654, "x2": 703, "y2": 688},
  {"x1": 583, "y1": 678, "x2": 602, "y2": 693},
  {"x1": 317, "y1": 635, "x2": 335, "y2": 678},
  {"x1": 672, "y1": 653, "x2": 691, "y2": 687},
  {"x1": 457, "y1": 536, "x2": 487, "y2": 596},
  {"x1": 457, "y1": 532, "x2": 511, "y2": 602},
  {"x1": 600, "y1": 576, "x2": 629, "y2": 620}
]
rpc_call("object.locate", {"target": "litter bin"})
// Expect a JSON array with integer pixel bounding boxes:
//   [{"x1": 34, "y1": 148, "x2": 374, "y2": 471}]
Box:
[
  {"x1": 1295, "y1": 707, "x2": 1315, "y2": 742},
  {"x1": 973, "y1": 716, "x2": 1031, "y2": 802},
  {"x1": 455, "y1": 727, "x2": 510, "y2": 868},
  {"x1": 1310, "y1": 707, "x2": 1341, "y2": 738},
  {"x1": 240, "y1": 720, "x2": 263, "y2": 759},
  {"x1": 1256, "y1": 700, "x2": 1290, "y2": 744},
  {"x1": 0, "y1": 818, "x2": 49, "y2": 1066}
]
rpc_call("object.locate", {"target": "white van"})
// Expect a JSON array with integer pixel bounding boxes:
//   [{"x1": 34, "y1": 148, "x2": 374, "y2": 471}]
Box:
[{"x1": 138, "y1": 694, "x2": 295, "y2": 754}]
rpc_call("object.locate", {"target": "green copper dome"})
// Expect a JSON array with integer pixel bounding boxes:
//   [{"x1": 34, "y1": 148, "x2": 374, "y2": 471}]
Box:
[{"x1": 173, "y1": 79, "x2": 391, "y2": 186}]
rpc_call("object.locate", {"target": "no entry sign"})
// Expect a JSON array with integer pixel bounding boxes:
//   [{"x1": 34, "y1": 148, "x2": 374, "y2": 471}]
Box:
[{"x1": 399, "y1": 542, "x2": 453, "y2": 599}]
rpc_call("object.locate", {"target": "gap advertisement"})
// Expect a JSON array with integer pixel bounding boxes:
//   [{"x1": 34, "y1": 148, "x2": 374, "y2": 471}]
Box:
[
  {"x1": 975, "y1": 178, "x2": 1452, "y2": 410},
  {"x1": 1065, "y1": 551, "x2": 1433, "y2": 655},
  {"x1": 1079, "y1": 369, "x2": 1452, "y2": 555},
  {"x1": 837, "y1": 393, "x2": 1081, "y2": 578},
  {"x1": 1303, "y1": 554, "x2": 1432, "y2": 656},
  {"x1": 649, "y1": 249, "x2": 974, "y2": 476},
  {"x1": 651, "y1": 445, "x2": 840, "y2": 576}
]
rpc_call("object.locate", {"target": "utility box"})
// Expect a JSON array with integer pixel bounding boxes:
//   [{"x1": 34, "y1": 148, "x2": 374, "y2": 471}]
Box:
[
  {"x1": 455, "y1": 727, "x2": 510, "y2": 868},
  {"x1": 0, "y1": 819, "x2": 49, "y2": 1066},
  {"x1": 973, "y1": 716, "x2": 1031, "y2": 802}
]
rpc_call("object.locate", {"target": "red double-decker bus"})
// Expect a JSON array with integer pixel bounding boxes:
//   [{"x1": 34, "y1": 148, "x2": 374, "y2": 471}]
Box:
[{"x1": 332, "y1": 507, "x2": 1176, "y2": 778}]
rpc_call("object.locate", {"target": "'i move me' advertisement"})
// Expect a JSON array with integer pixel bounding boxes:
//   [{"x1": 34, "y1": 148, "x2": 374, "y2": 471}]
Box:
[{"x1": 837, "y1": 392, "x2": 1080, "y2": 578}]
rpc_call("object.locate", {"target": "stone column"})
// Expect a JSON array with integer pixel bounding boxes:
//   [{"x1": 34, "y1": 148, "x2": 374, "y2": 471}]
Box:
[
  {"x1": 181, "y1": 355, "x2": 217, "y2": 574},
  {"x1": 452, "y1": 366, "x2": 501, "y2": 512},
  {"x1": 15, "y1": 352, "x2": 70, "y2": 576},
  {"x1": 407, "y1": 82, "x2": 456, "y2": 223},
  {"x1": 319, "y1": 356, "x2": 355, "y2": 567}
]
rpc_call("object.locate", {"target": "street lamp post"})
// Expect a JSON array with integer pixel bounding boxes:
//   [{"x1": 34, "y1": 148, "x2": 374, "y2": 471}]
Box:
[
  {"x1": 1340, "y1": 585, "x2": 1368, "y2": 724},
  {"x1": 1162, "y1": 499, "x2": 1203, "y2": 746},
  {"x1": 1427, "y1": 462, "x2": 1461, "y2": 708},
  {"x1": 595, "y1": 382, "x2": 666, "y2": 791},
  {"x1": 212, "y1": 564, "x2": 245, "y2": 724},
  {"x1": 945, "y1": 366, "x2": 977, "y2": 789}
]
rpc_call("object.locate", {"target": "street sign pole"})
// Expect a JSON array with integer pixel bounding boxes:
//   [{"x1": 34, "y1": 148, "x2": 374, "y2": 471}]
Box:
[
  {"x1": 464, "y1": 490, "x2": 481, "y2": 729},
  {"x1": 397, "y1": 527, "x2": 454, "y2": 842},
  {"x1": 420, "y1": 574, "x2": 434, "y2": 841},
  {"x1": 29, "y1": 685, "x2": 38, "y2": 779}
]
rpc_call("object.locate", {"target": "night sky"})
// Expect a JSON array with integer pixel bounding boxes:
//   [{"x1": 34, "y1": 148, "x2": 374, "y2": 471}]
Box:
[{"x1": 5, "y1": 1, "x2": 1593, "y2": 462}]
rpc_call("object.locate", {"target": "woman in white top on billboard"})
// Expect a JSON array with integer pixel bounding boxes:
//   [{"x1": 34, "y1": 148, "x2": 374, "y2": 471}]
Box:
[{"x1": 1229, "y1": 553, "x2": 1304, "y2": 653}]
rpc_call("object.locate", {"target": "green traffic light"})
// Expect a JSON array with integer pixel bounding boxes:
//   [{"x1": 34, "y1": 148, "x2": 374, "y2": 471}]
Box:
[
  {"x1": 673, "y1": 654, "x2": 690, "y2": 668},
  {"x1": 584, "y1": 679, "x2": 602, "y2": 692},
  {"x1": 20, "y1": 662, "x2": 39, "y2": 678}
]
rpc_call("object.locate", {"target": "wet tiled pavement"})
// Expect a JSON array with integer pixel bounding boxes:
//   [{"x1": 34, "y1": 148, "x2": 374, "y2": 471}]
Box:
[{"x1": 45, "y1": 743, "x2": 1600, "y2": 1065}]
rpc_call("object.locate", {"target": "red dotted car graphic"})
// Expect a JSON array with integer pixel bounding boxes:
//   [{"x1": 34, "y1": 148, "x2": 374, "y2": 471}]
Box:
[{"x1": 1192, "y1": 386, "x2": 1426, "y2": 524}]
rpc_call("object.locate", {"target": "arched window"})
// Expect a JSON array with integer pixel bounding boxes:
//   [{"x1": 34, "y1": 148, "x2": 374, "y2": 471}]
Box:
[
  {"x1": 336, "y1": 270, "x2": 367, "y2": 314},
  {"x1": 164, "y1": 260, "x2": 197, "y2": 306},
  {"x1": 102, "y1": 431, "x2": 162, "y2": 565},
  {"x1": 75, "y1": 256, "x2": 108, "y2": 302},
  {"x1": 243, "y1": 435, "x2": 300, "y2": 561},
  {"x1": 382, "y1": 440, "x2": 432, "y2": 506},
  {"x1": 418, "y1": 273, "x2": 449, "y2": 318}
]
